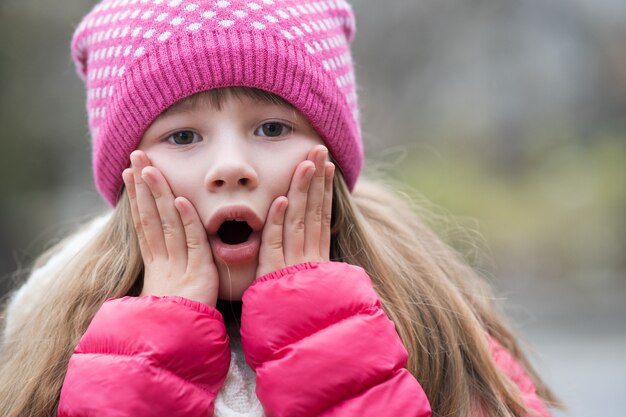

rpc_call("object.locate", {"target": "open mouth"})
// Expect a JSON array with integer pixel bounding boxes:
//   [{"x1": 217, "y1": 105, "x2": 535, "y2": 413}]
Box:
[{"x1": 217, "y1": 220, "x2": 253, "y2": 245}]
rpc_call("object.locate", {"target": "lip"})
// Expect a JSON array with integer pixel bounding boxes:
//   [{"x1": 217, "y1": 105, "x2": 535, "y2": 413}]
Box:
[
  {"x1": 209, "y1": 232, "x2": 261, "y2": 265},
  {"x1": 205, "y1": 205, "x2": 264, "y2": 265},
  {"x1": 205, "y1": 205, "x2": 264, "y2": 235}
]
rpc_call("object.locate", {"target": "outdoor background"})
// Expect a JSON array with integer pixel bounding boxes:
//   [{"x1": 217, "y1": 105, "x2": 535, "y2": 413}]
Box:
[{"x1": 1, "y1": 0, "x2": 625, "y2": 415}]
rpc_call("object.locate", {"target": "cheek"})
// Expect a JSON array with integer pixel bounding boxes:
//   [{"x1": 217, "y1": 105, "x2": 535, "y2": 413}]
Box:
[
  {"x1": 262, "y1": 148, "x2": 311, "y2": 197},
  {"x1": 273, "y1": 166, "x2": 296, "y2": 196},
  {"x1": 148, "y1": 155, "x2": 199, "y2": 198}
]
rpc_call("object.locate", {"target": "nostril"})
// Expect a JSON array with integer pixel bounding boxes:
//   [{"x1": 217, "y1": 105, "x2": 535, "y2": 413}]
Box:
[{"x1": 208, "y1": 175, "x2": 256, "y2": 189}]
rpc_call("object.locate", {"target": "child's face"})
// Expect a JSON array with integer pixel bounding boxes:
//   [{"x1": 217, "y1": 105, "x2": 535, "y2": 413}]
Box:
[{"x1": 137, "y1": 91, "x2": 325, "y2": 299}]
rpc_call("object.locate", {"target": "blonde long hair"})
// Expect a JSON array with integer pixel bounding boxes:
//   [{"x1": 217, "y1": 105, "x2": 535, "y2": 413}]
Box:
[
  {"x1": 332, "y1": 176, "x2": 560, "y2": 416},
  {"x1": 0, "y1": 89, "x2": 559, "y2": 416}
]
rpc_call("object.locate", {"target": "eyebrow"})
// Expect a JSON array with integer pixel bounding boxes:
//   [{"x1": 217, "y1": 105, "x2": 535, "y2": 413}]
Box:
[
  {"x1": 156, "y1": 101, "x2": 197, "y2": 119},
  {"x1": 157, "y1": 97, "x2": 300, "y2": 123}
]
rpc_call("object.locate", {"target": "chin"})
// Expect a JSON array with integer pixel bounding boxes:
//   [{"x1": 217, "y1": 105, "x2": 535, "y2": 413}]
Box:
[{"x1": 216, "y1": 262, "x2": 257, "y2": 300}]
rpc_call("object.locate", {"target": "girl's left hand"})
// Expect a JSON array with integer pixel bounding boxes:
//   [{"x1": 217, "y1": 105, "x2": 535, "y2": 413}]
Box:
[{"x1": 256, "y1": 145, "x2": 335, "y2": 278}]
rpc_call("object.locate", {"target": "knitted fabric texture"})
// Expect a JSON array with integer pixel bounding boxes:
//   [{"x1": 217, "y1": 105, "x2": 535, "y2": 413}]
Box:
[{"x1": 71, "y1": 0, "x2": 362, "y2": 206}]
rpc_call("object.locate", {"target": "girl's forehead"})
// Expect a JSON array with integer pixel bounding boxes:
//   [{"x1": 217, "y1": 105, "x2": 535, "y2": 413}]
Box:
[{"x1": 158, "y1": 87, "x2": 294, "y2": 119}]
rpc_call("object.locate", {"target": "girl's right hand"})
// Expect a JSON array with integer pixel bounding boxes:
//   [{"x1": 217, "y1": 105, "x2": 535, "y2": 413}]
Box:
[{"x1": 122, "y1": 150, "x2": 219, "y2": 307}]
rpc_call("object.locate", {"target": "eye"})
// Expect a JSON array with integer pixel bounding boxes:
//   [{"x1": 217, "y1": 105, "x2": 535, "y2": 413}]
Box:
[
  {"x1": 255, "y1": 122, "x2": 293, "y2": 138},
  {"x1": 167, "y1": 130, "x2": 201, "y2": 145}
]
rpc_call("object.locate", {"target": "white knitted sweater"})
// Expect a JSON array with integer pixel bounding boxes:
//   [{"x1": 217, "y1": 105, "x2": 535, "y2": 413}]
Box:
[{"x1": 4, "y1": 213, "x2": 262, "y2": 417}]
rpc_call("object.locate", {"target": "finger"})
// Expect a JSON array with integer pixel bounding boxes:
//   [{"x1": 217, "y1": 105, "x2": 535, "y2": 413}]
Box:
[
  {"x1": 303, "y1": 146, "x2": 328, "y2": 258},
  {"x1": 283, "y1": 161, "x2": 315, "y2": 265},
  {"x1": 141, "y1": 166, "x2": 187, "y2": 263},
  {"x1": 319, "y1": 162, "x2": 335, "y2": 261},
  {"x1": 123, "y1": 168, "x2": 152, "y2": 263},
  {"x1": 131, "y1": 151, "x2": 167, "y2": 257},
  {"x1": 173, "y1": 196, "x2": 214, "y2": 274},
  {"x1": 257, "y1": 196, "x2": 288, "y2": 278}
]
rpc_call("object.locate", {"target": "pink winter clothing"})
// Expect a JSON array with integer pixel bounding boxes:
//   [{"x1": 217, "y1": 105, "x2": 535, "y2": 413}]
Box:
[
  {"x1": 488, "y1": 337, "x2": 551, "y2": 417},
  {"x1": 240, "y1": 262, "x2": 430, "y2": 417},
  {"x1": 57, "y1": 262, "x2": 548, "y2": 416},
  {"x1": 70, "y1": 0, "x2": 363, "y2": 206},
  {"x1": 58, "y1": 296, "x2": 231, "y2": 416}
]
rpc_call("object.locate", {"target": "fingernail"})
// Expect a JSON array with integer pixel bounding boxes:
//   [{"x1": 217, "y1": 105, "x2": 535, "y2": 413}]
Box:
[
  {"x1": 122, "y1": 168, "x2": 132, "y2": 182},
  {"x1": 130, "y1": 152, "x2": 139, "y2": 166},
  {"x1": 317, "y1": 147, "x2": 328, "y2": 162},
  {"x1": 174, "y1": 197, "x2": 186, "y2": 213},
  {"x1": 326, "y1": 163, "x2": 335, "y2": 176},
  {"x1": 130, "y1": 150, "x2": 145, "y2": 166},
  {"x1": 278, "y1": 197, "x2": 288, "y2": 213},
  {"x1": 305, "y1": 164, "x2": 316, "y2": 179},
  {"x1": 140, "y1": 167, "x2": 154, "y2": 183}
]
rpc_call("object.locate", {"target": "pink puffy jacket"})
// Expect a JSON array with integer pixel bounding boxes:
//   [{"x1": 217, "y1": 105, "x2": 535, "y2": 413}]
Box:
[{"x1": 57, "y1": 262, "x2": 548, "y2": 417}]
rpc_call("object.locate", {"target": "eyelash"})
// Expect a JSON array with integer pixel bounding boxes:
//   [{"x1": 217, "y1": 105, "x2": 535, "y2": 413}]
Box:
[
  {"x1": 165, "y1": 121, "x2": 294, "y2": 145},
  {"x1": 254, "y1": 121, "x2": 294, "y2": 138},
  {"x1": 166, "y1": 130, "x2": 201, "y2": 145}
]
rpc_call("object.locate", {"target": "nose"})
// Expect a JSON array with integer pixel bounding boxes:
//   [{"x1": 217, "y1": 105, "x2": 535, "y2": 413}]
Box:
[{"x1": 204, "y1": 141, "x2": 259, "y2": 192}]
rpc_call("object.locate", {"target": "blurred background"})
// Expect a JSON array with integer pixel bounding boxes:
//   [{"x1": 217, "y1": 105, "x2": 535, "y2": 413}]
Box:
[{"x1": 1, "y1": 0, "x2": 624, "y2": 415}]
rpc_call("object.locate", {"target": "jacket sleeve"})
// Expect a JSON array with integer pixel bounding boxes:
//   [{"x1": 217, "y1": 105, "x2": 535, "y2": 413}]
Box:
[
  {"x1": 240, "y1": 262, "x2": 431, "y2": 417},
  {"x1": 57, "y1": 296, "x2": 230, "y2": 417}
]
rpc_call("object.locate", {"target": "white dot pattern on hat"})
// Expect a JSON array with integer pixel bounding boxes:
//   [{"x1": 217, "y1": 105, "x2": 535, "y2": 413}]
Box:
[
  {"x1": 74, "y1": 0, "x2": 357, "y2": 125},
  {"x1": 72, "y1": 0, "x2": 363, "y2": 205}
]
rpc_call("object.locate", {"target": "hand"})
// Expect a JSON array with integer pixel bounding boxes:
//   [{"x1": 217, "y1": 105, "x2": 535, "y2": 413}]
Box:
[
  {"x1": 256, "y1": 145, "x2": 335, "y2": 278},
  {"x1": 122, "y1": 150, "x2": 220, "y2": 306}
]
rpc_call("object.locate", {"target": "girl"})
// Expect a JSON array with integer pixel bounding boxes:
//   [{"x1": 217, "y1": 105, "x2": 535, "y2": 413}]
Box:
[{"x1": 0, "y1": 0, "x2": 560, "y2": 416}]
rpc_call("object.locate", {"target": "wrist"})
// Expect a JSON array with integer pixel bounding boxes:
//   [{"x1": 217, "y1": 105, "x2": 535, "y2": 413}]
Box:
[
  {"x1": 253, "y1": 261, "x2": 323, "y2": 286},
  {"x1": 140, "y1": 283, "x2": 219, "y2": 307}
]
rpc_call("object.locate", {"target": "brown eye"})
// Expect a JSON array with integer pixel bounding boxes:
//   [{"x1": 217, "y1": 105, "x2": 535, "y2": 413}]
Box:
[
  {"x1": 168, "y1": 130, "x2": 200, "y2": 145},
  {"x1": 255, "y1": 122, "x2": 293, "y2": 138}
]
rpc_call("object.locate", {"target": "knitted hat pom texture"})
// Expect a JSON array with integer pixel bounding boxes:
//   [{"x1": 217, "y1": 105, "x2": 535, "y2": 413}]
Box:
[{"x1": 71, "y1": 0, "x2": 363, "y2": 206}]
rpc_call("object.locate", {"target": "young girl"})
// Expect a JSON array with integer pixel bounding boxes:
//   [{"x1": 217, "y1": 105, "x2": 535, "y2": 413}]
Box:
[{"x1": 0, "y1": 0, "x2": 560, "y2": 416}]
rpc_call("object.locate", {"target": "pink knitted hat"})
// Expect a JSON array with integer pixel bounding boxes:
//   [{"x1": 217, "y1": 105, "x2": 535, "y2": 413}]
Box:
[{"x1": 71, "y1": 0, "x2": 363, "y2": 206}]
